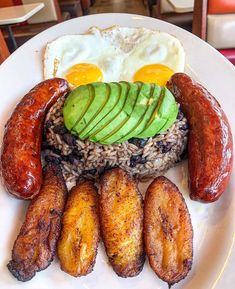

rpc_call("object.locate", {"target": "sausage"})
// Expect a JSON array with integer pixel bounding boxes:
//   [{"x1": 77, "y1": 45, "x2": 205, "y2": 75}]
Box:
[
  {"x1": 0, "y1": 78, "x2": 70, "y2": 200},
  {"x1": 167, "y1": 73, "x2": 233, "y2": 202},
  {"x1": 7, "y1": 163, "x2": 68, "y2": 281},
  {"x1": 99, "y1": 168, "x2": 144, "y2": 277},
  {"x1": 144, "y1": 176, "x2": 193, "y2": 286},
  {"x1": 57, "y1": 179, "x2": 100, "y2": 277}
]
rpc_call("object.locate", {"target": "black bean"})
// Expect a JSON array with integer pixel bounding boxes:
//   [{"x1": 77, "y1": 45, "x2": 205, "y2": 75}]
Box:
[
  {"x1": 161, "y1": 143, "x2": 172, "y2": 153},
  {"x1": 177, "y1": 110, "x2": 184, "y2": 121},
  {"x1": 68, "y1": 154, "x2": 75, "y2": 164},
  {"x1": 46, "y1": 146, "x2": 60, "y2": 155},
  {"x1": 128, "y1": 137, "x2": 147, "y2": 148},
  {"x1": 66, "y1": 154, "x2": 82, "y2": 165},
  {"x1": 63, "y1": 133, "x2": 77, "y2": 146},
  {"x1": 139, "y1": 157, "x2": 147, "y2": 164},
  {"x1": 45, "y1": 155, "x2": 61, "y2": 164},
  {"x1": 41, "y1": 141, "x2": 50, "y2": 150},
  {"x1": 180, "y1": 123, "x2": 189, "y2": 130},
  {"x1": 130, "y1": 161, "x2": 136, "y2": 168},
  {"x1": 130, "y1": 154, "x2": 147, "y2": 165},
  {"x1": 71, "y1": 149, "x2": 83, "y2": 159},
  {"x1": 156, "y1": 140, "x2": 164, "y2": 148},
  {"x1": 83, "y1": 168, "x2": 97, "y2": 175},
  {"x1": 45, "y1": 120, "x2": 53, "y2": 129},
  {"x1": 98, "y1": 164, "x2": 113, "y2": 176},
  {"x1": 53, "y1": 125, "x2": 67, "y2": 135},
  {"x1": 130, "y1": 155, "x2": 141, "y2": 163},
  {"x1": 61, "y1": 155, "x2": 69, "y2": 162}
]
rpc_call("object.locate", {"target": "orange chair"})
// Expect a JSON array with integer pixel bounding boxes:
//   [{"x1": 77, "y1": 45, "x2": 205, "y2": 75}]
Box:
[
  {"x1": 193, "y1": 0, "x2": 235, "y2": 65},
  {"x1": 0, "y1": 29, "x2": 10, "y2": 64},
  {"x1": 0, "y1": 0, "x2": 14, "y2": 7}
]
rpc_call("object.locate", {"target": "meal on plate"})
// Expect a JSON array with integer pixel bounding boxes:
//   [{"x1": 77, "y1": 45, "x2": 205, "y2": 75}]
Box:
[{"x1": 0, "y1": 26, "x2": 233, "y2": 286}]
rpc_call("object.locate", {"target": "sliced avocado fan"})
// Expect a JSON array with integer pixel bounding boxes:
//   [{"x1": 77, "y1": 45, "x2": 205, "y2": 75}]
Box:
[{"x1": 63, "y1": 82, "x2": 178, "y2": 144}]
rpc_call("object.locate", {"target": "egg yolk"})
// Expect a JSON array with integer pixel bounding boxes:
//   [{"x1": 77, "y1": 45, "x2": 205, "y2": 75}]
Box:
[
  {"x1": 133, "y1": 64, "x2": 174, "y2": 86},
  {"x1": 65, "y1": 63, "x2": 103, "y2": 86}
]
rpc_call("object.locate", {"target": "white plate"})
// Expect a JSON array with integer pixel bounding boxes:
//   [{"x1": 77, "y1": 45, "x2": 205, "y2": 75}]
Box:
[{"x1": 0, "y1": 13, "x2": 235, "y2": 289}]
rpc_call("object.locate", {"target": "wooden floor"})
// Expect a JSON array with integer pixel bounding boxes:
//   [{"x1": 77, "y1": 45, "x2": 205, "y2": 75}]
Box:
[{"x1": 89, "y1": 0, "x2": 148, "y2": 16}]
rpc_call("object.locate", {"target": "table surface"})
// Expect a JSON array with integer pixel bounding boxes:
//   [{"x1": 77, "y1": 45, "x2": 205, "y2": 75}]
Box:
[
  {"x1": 167, "y1": 0, "x2": 194, "y2": 13},
  {"x1": 0, "y1": 3, "x2": 44, "y2": 25}
]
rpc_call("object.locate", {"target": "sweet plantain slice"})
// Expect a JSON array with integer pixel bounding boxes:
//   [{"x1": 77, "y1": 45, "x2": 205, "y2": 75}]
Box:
[
  {"x1": 7, "y1": 163, "x2": 67, "y2": 282},
  {"x1": 99, "y1": 168, "x2": 145, "y2": 277},
  {"x1": 57, "y1": 179, "x2": 100, "y2": 277},
  {"x1": 144, "y1": 176, "x2": 193, "y2": 286}
]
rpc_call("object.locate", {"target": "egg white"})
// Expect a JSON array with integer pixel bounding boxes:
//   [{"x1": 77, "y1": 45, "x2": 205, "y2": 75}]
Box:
[{"x1": 44, "y1": 26, "x2": 185, "y2": 85}]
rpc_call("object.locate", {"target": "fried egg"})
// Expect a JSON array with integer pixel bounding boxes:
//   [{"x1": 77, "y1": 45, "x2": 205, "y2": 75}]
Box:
[{"x1": 44, "y1": 26, "x2": 185, "y2": 87}]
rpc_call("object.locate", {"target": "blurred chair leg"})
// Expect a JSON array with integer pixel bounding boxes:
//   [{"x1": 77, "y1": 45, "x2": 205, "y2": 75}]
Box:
[{"x1": 6, "y1": 25, "x2": 18, "y2": 50}]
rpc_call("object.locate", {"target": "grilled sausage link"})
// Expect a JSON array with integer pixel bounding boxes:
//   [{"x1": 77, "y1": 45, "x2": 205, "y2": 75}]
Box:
[
  {"x1": 7, "y1": 163, "x2": 67, "y2": 282},
  {"x1": 167, "y1": 73, "x2": 233, "y2": 202},
  {"x1": 0, "y1": 78, "x2": 70, "y2": 199}
]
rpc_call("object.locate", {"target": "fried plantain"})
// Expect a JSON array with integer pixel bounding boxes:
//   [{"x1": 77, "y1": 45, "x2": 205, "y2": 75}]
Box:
[
  {"x1": 144, "y1": 176, "x2": 193, "y2": 286},
  {"x1": 7, "y1": 163, "x2": 67, "y2": 281},
  {"x1": 57, "y1": 179, "x2": 100, "y2": 277},
  {"x1": 99, "y1": 168, "x2": 144, "y2": 277}
]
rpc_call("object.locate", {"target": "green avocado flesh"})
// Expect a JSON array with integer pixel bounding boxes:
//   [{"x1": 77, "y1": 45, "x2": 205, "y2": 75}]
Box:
[
  {"x1": 92, "y1": 82, "x2": 138, "y2": 144},
  {"x1": 63, "y1": 82, "x2": 178, "y2": 145},
  {"x1": 117, "y1": 83, "x2": 161, "y2": 143},
  {"x1": 137, "y1": 87, "x2": 177, "y2": 138},
  {"x1": 88, "y1": 82, "x2": 124, "y2": 141},
  {"x1": 79, "y1": 83, "x2": 119, "y2": 140},
  {"x1": 98, "y1": 82, "x2": 140, "y2": 144},
  {"x1": 72, "y1": 83, "x2": 107, "y2": 137},
  {"x1": 109, "y1": 83, "x2": 151, "y2": 144},
  {"x1": 63, "y1": 85, "x2": 92, "y2": 130},
  {"x1": 158, "y1": 96, "x2": 178, "y2": 133}
]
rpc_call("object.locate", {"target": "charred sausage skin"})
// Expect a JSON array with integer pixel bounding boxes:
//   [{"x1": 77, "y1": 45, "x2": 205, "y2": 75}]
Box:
[
  {"x1": 167, "y1": 73, "x2": 233, "y2": 202},
  {"x1": 1, "y1": 78, "x2": 70, "y2": 200}
]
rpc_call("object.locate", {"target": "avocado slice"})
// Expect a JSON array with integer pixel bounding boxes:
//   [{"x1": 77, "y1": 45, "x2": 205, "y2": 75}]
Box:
[
  {"x1": 63, "y1": 85, "x2": 93, "y2": 131},
  {"x1": 158, "y1": 99, "x2": 178, "y2": 133},
  {"x1": 80, "y1": 83, "x2": 120, "y2": 140},
  {"x1": 97, "y1": 82, "x2": 140, "y2": 144},
  {"x1": 137, "y1": 87, "x2": 175, "y2": 138},
  {"x1": 72, "y1": 83, "x2": 108, "y2": 134},
  {"x1": 105, "y1": 83, "x2": 151, "y2": 144},
  {"x1": 90, "y1": 82, "x2": 138, "y2": 144},
  {"x1": 87, "y1": 83, "x2": 122, "y2": 140},
  {"x1": 117, "y1": 83, "x2": 161, "y2": 143}
]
